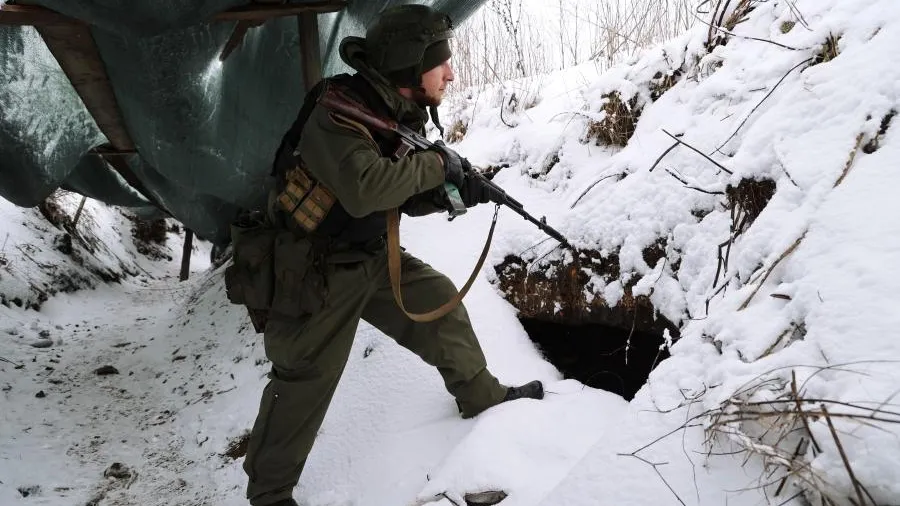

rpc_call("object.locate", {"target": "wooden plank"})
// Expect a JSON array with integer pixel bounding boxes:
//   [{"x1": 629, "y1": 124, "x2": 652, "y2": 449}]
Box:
[
  {"x1": 36, "y1": 23, "x2": 135, "y2": 151},
  {"x1": 298, "y1": 12, "x2": 322, "y2": 89},
  {"x1": 1, "y1": 2, "x2": 348, "y2": 26}
]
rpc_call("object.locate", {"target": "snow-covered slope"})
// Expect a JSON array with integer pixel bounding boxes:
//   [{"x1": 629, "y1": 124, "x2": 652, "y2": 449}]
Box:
[{"x1": 2, "y1": 1, "x2": 899, "y2": 505}]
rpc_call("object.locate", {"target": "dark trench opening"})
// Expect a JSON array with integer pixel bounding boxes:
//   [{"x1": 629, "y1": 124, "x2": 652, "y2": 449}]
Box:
[{"x1": 520, "y1": 319, "x2": 672, "y2": 400}]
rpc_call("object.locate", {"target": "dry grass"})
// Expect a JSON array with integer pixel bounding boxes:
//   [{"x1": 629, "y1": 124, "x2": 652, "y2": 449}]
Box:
[
  {"x1": 649, "y1": 70, "x2": 683, "y2": 101},
  {"x1": 863, "y1": 110, "x2": 896, "y2": 154},
  {"x1": 446, "y1": 119, "x2": 468, "y2": 144},
  {"x1": 222, "y1": 431, "x2": 250, "y2": 460},
  {"x1": 723, "y1": 0, "x2": 754, "y2": 31},
  {"x1": 706, "y1": 0, "x2": 757, "y2": 51},
  {"x1": 37, "y1": 191, "x2": 73, "y2": 231},
  {"x1": 812, "y1": 34, "x2": 841, "y2": 66},
  {"x1": 583, "y1": 92, "x2": 642, "y2": 147},
  {"x1": 725, "y1": 178, "x2": 777, "y2": 232},
  {"x1": 131, "y1": 217, "x2": 167, "y2": 245},
  {"x1": 704, "y1": 369, "x2": 896, "y2": 506}
]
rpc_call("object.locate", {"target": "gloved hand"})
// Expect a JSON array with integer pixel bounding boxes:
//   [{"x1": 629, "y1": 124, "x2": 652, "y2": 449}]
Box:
[
  {"x1": 459, "y1": 172, "x2": 493, "y2": 207},
  {"x1": 431, "y1": 140, "x2": 468, "y2": 189}
]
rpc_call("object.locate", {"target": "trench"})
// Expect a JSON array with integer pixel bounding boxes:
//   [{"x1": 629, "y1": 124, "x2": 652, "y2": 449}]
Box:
[{"x1": 520, "y1": 318, "x2": 670, "y2": 401}]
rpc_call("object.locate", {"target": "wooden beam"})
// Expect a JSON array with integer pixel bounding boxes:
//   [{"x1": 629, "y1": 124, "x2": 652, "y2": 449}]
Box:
[
  {"x1": 213, "y1": 1, "x2": 347, "y2": 22},
  {"x1": 37, "y1": 22, "x2": 135, "y2": 151},
  {"x1": 219, "y1": 20, "x2": 256, "y2": 61},
  {"x1": 89, "y1": 145, "x2": 138, "y2": 157},
  {"x1": 35, "y1": 21, "x2": 173, "y2": 215},
  {"x1": 298, "y1": 12, "x2": 322, "y2": 90},
  {"x1": 0, "y1": 4, "x2": 85, "y2": 26},
  {"x1": 1, "y1": 2, "x2": 348, "y2": 26}
]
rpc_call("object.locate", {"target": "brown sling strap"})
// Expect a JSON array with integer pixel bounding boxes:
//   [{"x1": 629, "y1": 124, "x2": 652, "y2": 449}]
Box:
[{"x1": 386, "y1": 205, "x2": 499, "y2": 322}]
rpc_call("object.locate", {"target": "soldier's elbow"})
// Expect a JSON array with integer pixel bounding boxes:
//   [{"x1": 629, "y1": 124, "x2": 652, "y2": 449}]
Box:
[{"x1": 340, "y1": 195, "x2": 374, "y2": 218}]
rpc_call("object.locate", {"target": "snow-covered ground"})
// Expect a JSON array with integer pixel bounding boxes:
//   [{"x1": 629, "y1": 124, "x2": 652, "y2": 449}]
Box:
[{"x1": 3, "y1": 0, "x2": 900, "y2": 505}]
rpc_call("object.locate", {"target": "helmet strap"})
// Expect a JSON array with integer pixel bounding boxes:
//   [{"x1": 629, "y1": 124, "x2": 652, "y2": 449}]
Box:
[{"x1": 429, "y1": 105, "x2": 445, "y2": 139}]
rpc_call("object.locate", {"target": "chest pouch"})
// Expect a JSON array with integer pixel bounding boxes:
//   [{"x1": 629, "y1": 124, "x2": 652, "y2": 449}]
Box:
[{"x1": 276, "y1": 165, "x2": 337, "y2": 233}]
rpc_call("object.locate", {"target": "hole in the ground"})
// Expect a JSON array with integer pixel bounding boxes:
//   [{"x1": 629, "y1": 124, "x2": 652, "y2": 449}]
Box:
[
  {"x1": 521, "y1": 318, "x2": 671, "y2": 400},
  {"x1": 466, "y1": 490, "x2": 508, "y2": 505}
]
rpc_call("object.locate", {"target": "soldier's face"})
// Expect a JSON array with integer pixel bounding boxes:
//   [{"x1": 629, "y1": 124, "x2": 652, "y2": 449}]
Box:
[{"x1": 419, "y1": 60, "x2": 454, "y2": 106}]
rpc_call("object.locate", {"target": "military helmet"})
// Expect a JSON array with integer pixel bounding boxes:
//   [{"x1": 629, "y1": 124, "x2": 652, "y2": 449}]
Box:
[{"x1": 365, "y1": 4, "x2": 454, "y2": 86}]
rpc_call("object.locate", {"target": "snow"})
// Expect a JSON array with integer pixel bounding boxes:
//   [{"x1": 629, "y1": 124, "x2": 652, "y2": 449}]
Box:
[{"x1": 3, "y1": 0, "x2": 900, "y2": 505}]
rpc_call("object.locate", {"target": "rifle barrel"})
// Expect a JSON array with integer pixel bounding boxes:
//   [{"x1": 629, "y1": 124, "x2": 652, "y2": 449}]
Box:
[
  {"x1": 473, "y1": 172, "x2": 571, "y2": 248},
  {"x1": 318, "y1": 91, "x2": 571, "y2": 248}
]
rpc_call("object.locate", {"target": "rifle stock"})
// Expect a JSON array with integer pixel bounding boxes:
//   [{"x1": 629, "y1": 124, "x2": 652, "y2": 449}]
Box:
[{"x1": 318, "y1": 87, "x2": 571, "y2": 248}]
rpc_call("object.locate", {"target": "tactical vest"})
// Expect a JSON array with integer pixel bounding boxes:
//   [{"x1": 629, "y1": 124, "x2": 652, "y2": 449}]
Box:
[{"x1": 271, "y1": 73, "x2": 410, "y2": 246}]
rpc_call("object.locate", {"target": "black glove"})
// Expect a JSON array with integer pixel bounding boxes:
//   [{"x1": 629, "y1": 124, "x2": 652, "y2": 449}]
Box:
[
  {"x1": 459, "y1": 172, "x2": 493, "y2": 207},
  {"x1": 431, "y1": 140, "x2": 468, "y2": 189}
]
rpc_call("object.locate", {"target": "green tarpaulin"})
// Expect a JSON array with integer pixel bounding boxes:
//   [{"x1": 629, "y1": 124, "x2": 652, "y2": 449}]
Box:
[{"x1": 0, "y1": 0, "x2": 485, "y2": 244}]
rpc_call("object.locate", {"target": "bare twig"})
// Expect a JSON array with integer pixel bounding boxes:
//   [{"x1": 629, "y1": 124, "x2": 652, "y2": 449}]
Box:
[
  {"x1": 570, "y1": 172, "x2": 625, "y2": 208},
  {"x1": 664, "y1": 168, "x2": 725, "y2": 195},
  {"x1": 441, "y1": 492, "x2": 463, "y2": 506},
  {"x1": 832, "y1": 133, "x2": 865, "y2": 188},
  {"x1": 775, "y1": 491, "x2": 805, "y2": 506},
  {"x1": 714, "y1": 58, "x2": 814, "y2": 155},
  {"x1": 1, "y1": 356, "x2": 25, "y2": 368},
  {"x1": 649, "y1": 140, "x2": 680, "y2": 172},
  {"x1": 618, "y1": 454, "x2": 687, "y2": 506},
  {"x1": 785, "y1": 0, "x2": 812, "y2": 30},
  {"x1": 694, "y1": 12, "x2": 803, "y2": 50},
  {"x1": 738, "y1": 231, "x2": 807, "y2": 310},
  {"x1": 821, "y1": 405, "x2": 868, "y2": 506},
  {"x1": 775, "y1": 438, "x2": 807, "y2": 495},
  {"x1": 792, "y1": 371, "x2": 822, "y2": 453},
  {"x1": 662, "y1": 129, "x2": 734, "y2": 174}
]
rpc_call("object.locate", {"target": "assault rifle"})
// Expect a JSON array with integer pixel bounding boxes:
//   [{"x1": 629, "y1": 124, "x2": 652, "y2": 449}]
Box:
[{"x1": 319, "y1": 88, "x2": 571, "y2": 249}]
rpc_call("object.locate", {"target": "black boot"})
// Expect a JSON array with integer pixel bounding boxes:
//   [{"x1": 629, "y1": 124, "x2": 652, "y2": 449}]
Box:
[
  {"x1": 503, "y1": 380, "x2": 544, "y2": 402},
  {"x1": 267, "y1": 499, "x2": 298, "y2": 506}
]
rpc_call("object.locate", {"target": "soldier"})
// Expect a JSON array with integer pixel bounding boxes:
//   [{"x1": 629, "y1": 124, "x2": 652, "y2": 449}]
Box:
[{"x1": 242, "y1": 5, "x2": 544, "y2": 506}]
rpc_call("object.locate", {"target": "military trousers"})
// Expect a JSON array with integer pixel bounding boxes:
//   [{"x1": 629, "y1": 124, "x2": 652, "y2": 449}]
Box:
[{"x1": 243, "y1": 247, "x2": 507, "y2": 506}]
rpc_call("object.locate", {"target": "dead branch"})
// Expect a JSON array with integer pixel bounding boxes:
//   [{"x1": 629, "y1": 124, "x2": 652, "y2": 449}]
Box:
[
  {"x1": 785, "y1": 0, "x2": 812, "y2": 30},
  {"x1": 649, "y1": 140, "x2": 680, "y2": 172},
  {"x1": 1, "y1": 356, "x2": 25, "y2": 368},
  {"x1": 664, "y1": 168, "x2": 725, "y2": 194},
  {"x1": 693, "y1": 12, "x2": 803, "y2": 50},
  {"x1": 570, "y1": 172, "x2": 625, "y2": 208},
  {"x1": 617, "y1": 454, "x2": 687, "y2": 506},
  {"x1": 794, "y1": 372, "x2": 821, "y2": 453},
  {"x1": 738, "y1": 231, "x2": 807, "y2": 310},
  {"x1": 662, "y1": 128, "x2": 734, "y2": 174},
  {"x1": 821, "y1": 405, "x2": 868, "y2": 506},
  {"x1": 832, "y1": 133, "x2": 865, "y2": 188}
]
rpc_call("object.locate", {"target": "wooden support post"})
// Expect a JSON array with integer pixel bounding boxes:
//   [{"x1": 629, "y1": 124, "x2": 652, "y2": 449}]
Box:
[
  {"x1": 298, "y1": 12, "x2": 322, "y2": 90},
  {"x1": 72, "y1": 195, "x2": 88, "y2": 229},
  {"x1": 180, "y1": 229, "x2": 194, "y2": 281}
]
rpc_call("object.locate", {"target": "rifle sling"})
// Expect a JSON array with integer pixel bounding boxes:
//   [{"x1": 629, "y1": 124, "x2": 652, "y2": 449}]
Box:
[{"x1": 386, "y1": 205, "x2": 499, "y2": 323}]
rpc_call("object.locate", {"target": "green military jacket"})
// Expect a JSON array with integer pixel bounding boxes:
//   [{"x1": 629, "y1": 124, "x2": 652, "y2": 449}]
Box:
[{"x1": 294, "y1": 46, "x2": 449, "y2": 253}]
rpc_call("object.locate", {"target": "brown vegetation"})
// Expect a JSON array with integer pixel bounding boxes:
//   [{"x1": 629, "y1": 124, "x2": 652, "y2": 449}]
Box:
[
  {"x1": 583, "y1": 92, "x2": 642, "y2": 147},
  {"x1": 812, "y1": 34, "x2": 841, "y2": 66},
  {"x1": 495, "y1": 247, "x2": 676, "y2": 335}
]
